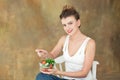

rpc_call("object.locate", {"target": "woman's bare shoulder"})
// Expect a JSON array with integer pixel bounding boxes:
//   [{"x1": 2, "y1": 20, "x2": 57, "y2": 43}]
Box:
[
  {"x1": 88, "y1": 38, "x2": 96, "y2": 47},
  {"x1": 59, "y1": 35, "x2": 67, "y2": 44}
]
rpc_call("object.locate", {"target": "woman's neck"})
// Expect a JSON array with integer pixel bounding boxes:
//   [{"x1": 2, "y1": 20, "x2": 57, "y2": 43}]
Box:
[{"x1": 70, "y1": 30, "x2": 85, "y2": 41}]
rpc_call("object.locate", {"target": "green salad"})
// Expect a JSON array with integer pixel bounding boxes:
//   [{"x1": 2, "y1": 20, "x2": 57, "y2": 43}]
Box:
[{"x1": 40, "y1": 58, "x2": 55, "y2": 69}]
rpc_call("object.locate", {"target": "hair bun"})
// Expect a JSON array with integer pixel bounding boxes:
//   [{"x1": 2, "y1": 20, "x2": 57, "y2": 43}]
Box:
[
  {"x1": 60, "y1": 5, "x2": 80, "y2": 20},
  {"x1": 63, "y1": 5, "x2": 75, "y2": 11}
]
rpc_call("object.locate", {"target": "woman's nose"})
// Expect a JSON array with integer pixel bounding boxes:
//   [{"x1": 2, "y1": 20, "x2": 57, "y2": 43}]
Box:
[{"x1": 66, "y1": 25, "x2": 70, "y2": 29}]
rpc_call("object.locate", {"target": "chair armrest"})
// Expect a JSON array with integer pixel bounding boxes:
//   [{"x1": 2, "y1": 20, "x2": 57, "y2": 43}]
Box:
[
  {"x1": 54, "y1": 55, "x2": 65, "y2": 77},
  {"x1": 92, "y1": 61, "x2": 99, "y2": 80}
]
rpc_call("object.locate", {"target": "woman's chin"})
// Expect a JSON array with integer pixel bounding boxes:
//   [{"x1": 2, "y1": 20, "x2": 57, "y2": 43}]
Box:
[{"x1": 68, "y1": 33, "x2": 73, "y2": 36}]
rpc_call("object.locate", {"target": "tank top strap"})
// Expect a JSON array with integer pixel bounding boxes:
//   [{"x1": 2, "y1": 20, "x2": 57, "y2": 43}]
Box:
[
  {"x1": 63, "y1": 35, "x2": 70, "y2": 52},
  {"x1": 82, "y1": 37, "x2": 91, "y2": 48},
  {"x1": 77, "y1": 37, "x2": 91, "y2": 54}
]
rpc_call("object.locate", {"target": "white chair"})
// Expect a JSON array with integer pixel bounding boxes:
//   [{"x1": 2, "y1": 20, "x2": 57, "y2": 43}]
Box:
[{"x1": 54, "y1": 55, "x2": 99, "y2": 80}]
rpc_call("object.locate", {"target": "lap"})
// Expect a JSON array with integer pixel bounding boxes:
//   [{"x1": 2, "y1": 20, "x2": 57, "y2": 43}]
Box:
[{"x1": 36, "y1": 72, "x2": 67, "y2": 80}]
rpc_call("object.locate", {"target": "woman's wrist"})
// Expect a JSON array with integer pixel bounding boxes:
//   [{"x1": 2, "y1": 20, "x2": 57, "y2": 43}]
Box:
[
  {"x1": 56, "y1": 70, "x2": 63, "y2": 75},
  {"x1": 48, "y1": 53, "x2": 55, "y2": 59}
]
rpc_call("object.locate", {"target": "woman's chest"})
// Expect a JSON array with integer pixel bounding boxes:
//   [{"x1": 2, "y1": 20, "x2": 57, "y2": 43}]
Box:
[
  {"x1": 68, "y1": 40, "x2": 83, "y2": 56},
  {"x1": 63, "y1": 51, "x2": 85, "y2": 65}
]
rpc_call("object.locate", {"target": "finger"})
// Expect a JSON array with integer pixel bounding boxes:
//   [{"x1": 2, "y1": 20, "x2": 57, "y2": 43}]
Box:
[
  {"x1": 35, "y1": 49, "x2": 43, "y2": 52},
  {"x1": 35, "y1": 49, "x2": 45, "y2": 57},
  {"x1": 35, "y1": 49, "x2": 48, "y2": 54},
  {"x1": 40, "y1": 50, "x2": 48, "y2": 54},
  {"x1": 47, "y1": 69, "x2": 53, "y2": 72},
  {"x1": 40, "y1": 70, "x2": 52, "y2": 74},
  {"x1": 36, "y1": 51, "x2": 44, "y2": 57},
  {"x1": 43, "y1": 71, "x2": 52, "y2": 74},
  {"x1": 35, "y1": 49, "x2": 41, "y2": 52}
]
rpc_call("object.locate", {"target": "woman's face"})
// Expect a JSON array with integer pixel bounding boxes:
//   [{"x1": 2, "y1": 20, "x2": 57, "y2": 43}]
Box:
[{"x1": 61, "y1": 16, "x2": 80, "y2": 36}]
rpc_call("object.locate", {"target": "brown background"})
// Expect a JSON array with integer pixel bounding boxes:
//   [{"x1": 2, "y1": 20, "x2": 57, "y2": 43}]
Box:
[{"x1": 0, "y1": 0, "x2": 120, "y2": 80}]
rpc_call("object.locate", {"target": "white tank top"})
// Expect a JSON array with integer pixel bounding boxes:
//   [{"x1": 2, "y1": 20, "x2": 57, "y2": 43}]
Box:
[{"x1": 63, "y1": 35, "x2": 93, "y2": 80}]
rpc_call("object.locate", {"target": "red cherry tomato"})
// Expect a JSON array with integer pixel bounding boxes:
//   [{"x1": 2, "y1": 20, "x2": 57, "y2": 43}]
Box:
[
  {"x1": 41, "y1": 60, "x2": 46, "y2": 64},
  {"x1": 49, "y1": 64, "x2": 53, "y2": 69}
]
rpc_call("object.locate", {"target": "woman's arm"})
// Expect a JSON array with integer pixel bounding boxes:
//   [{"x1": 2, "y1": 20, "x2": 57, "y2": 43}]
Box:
[
  {"x1": 49, "y1": 35, "x2": 66, "y2": 58},
  {"x1": 36, "y1": 35, "x2": 66, "y2": 59},
  {"x1": 56, "y1": 39, "x2": 96, "y2": 78}
]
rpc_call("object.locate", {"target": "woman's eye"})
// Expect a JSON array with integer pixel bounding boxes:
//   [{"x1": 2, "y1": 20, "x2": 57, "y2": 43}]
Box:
[
  {"x1": 63, "y1": 24, "x2": 66, "y2": 27},
  {"x1": 68, "y1": 22, "x2": 72, "y2": 25}
]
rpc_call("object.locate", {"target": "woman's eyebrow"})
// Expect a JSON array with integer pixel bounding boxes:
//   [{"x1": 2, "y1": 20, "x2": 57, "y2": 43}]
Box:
[{"x1": 67, "y1": 21, "x2": 73, "y2": 24}]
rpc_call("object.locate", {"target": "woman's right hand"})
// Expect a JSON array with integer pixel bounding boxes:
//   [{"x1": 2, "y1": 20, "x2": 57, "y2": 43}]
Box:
[{"x1": 35, "y1": 49, "x2": 48, "y2": 58}]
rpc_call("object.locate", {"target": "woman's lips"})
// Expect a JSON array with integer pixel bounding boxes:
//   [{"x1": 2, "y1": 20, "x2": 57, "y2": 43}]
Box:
[{"x1": 67, "y1": 29, "x2": 73, "y2": 33}]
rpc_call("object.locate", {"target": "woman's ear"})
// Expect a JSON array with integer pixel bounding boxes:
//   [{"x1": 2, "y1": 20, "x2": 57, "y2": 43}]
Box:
[{"x1": 77, "y1": 19, "x2": 81, "y2": 28}]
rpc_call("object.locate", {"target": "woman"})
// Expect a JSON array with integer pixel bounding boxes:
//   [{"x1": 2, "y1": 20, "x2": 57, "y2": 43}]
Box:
[{"x1": 35, "y1": 5, "x2": 96, "y2": 80}]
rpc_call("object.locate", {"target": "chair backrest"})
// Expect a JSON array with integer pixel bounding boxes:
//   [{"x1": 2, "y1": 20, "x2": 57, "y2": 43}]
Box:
[{"x1": 54, "y1": 55, "x2": 99, "y2": 80}]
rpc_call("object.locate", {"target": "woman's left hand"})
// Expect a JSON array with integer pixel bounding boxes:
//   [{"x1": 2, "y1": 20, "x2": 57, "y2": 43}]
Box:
[{"x1": 41, "y1": 68, "x2": 58, "y2": 75}]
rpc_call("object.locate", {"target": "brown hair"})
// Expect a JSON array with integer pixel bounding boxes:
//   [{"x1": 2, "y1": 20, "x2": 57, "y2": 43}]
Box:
[{"x1": 59, "y1": 5, "x2": 80, "y2": 20}]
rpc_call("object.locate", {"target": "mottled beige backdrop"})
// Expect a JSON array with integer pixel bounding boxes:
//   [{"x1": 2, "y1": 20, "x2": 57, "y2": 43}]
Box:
[{"x1": 0, "y1": 0, "x2": 120, "y2": 80}]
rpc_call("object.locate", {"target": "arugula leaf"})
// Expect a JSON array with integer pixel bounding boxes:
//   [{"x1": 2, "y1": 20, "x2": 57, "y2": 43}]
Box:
[{"x1": 45, "y1": 58, "x2": 55, "y2": 65}]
